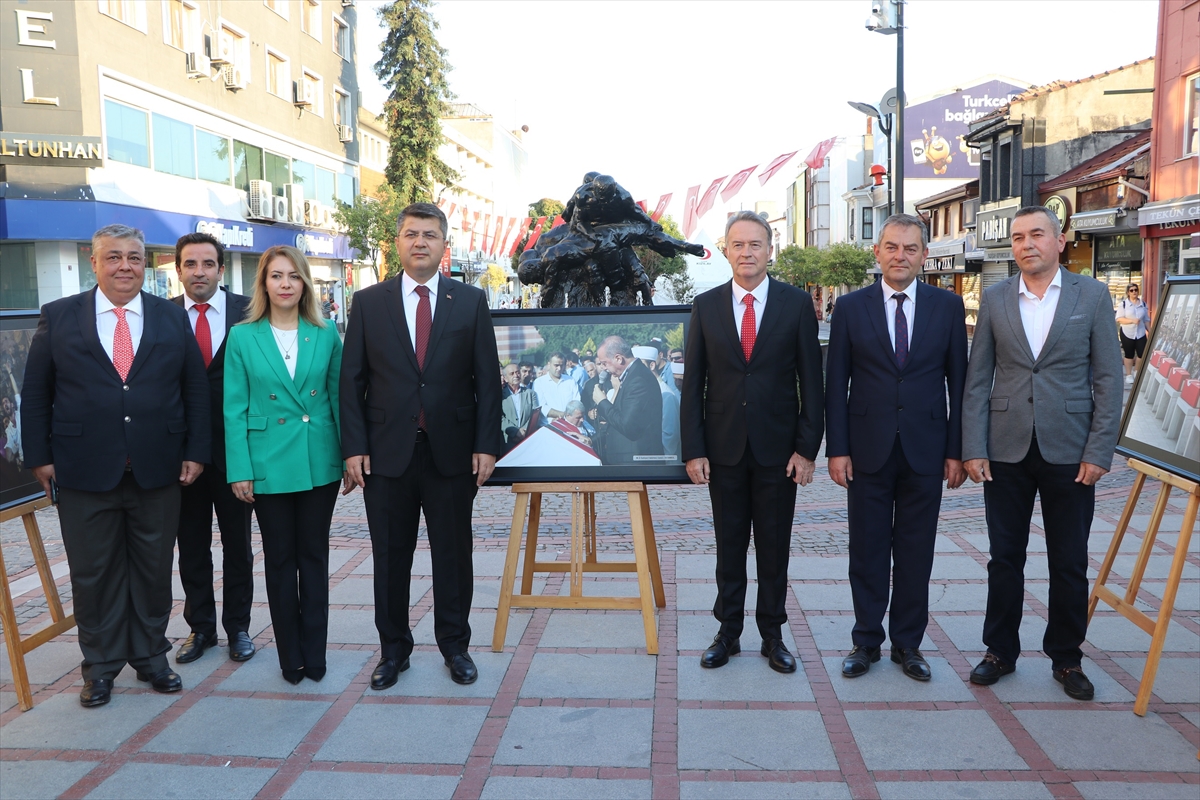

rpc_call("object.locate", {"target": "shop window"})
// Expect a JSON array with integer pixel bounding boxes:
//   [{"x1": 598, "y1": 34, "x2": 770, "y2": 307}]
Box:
[
  {"x1": 1157, "y1": 238, "x2": 1199, "y2": 276},
  {"x1": 99, "y1": 0, "x2": 147, "y2": 31},
  {"x1": 264, "y1": 0, "x2": 288, "y2": 19},
  {"x1": 337, "y1": 173, "x2": 356, "y2": 204},
  {"x1": 0, "y1": 243, "x2": 39, "y2": 310},
  {"x1": 145, "y1": 252, "x2": 183, "y2": 299},
  {"x1": 104, "y1": 99, "x2": 150, "y2": 167},
  {"x1": 241, "y1": 256, "x2": 260, "y2": 294},
  {"x1": 301, "y1": 0, "x2": 321, "y2": 40},
  {"x1": 292, "y1": 159, "x2": 315, "y2": 192},
  {"x1": 152, "y1": 113, "x2": 195, "y2": 179},
  {"x1": 196, "y1": 129, "x2": 231, "y2": 185},
  {"x1": 163, "y1": 0, "x2": 199, "y2": 51},
  {"x1": 264, "y1": 152, "x2": 291, "y2": 194},
  {"x1": 315, "y1": 167, "x2": 336, "y2": 207},
  {"x1": 1185, "y1": 73, "x2": 1200, "y2": 157},
  {"x1": 266, "y1": 49, "x2": 290, "y2": 100},
  {"x1": 77, "y1": 244, "x2": 98, "y2": 292},
  {"x1": 233, "y1": 140, "x2": 264, "y2": 193},
  {"x1": 301, "y1": 70, "x2": 323, "y2": 116},
  {"x1": 961, "y1": 273, "x2": 980, "y2": 328}
]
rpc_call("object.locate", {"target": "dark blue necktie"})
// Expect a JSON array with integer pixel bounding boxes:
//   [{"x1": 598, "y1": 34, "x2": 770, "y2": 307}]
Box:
[{"x1": 893, "y1": 293, "x2": 909, "y2": 368}]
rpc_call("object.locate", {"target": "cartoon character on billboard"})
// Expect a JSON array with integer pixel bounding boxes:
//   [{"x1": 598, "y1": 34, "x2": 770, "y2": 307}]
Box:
[{"x1": 922, "y1": 127, "x2": 953, "y2": 175}]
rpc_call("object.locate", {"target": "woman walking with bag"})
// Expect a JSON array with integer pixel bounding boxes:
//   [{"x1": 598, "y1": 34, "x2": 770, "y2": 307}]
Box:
[{"x1": 1115, "y1": 283, "x2": 1150, "y2": 386}]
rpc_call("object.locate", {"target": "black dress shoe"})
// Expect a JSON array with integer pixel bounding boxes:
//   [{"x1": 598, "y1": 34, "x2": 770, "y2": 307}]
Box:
[
  {"x1": 891, "y1": 647, "x2": 931, "y2": 681},
  {"x1": 135, "y1": 668, "x2": 183, "y2": 693},
  {"x1": 305, "y1": 665, "x2": 326, "y2": 682},
  {"x1": 370, "y1": 657, "x2": 409, "y2": 690},
  {"x1": 760, "y1": 639, "x2": 797, "y2": 674},
  {"x1": 175, "y1": 632, "x2": 212, "y2": 664},
  {"x1": 445, "y1": 653, "x2": 478, "y2": 685},
  {"x1": 841, "y1": 645, "x2": 881, "y2": 678},
  {"x1": 969, "y1": 653, "x2": 1015, "y2": 685},
  {"x1": 1053, "y1": 666, "x2": 1095, "y2": 701},
  {"x1": 229, "y1": 631, "x2": 256, "y2": 662},
  {"x1": 282, "y1": 668, "x2": 305, "y2": 685},
  {"x1": 700, "y1": 634, "x2": 740, "y2": 669},
  {"x1": 80, "y1": 679, "x2": 113, "y2": 707}
]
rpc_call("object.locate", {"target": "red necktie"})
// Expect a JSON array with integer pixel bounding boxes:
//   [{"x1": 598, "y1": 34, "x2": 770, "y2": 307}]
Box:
[
  {"x1": 112, "y1": 307, "x2": 134, "y2": 381},
  {"x1": 740, "y1": 293, "x2": 756, "y2": 362},
  {"x1": 193, "y1": 302, "x2": 212, "y2": 368},
  {"x1": 414, "y1": 285, "x2": 432, "y2": 428}
]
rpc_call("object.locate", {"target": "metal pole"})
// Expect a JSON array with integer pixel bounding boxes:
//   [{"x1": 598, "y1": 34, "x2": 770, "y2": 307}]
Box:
[
  {"x1": 894, "y1": 0, "x2": 905, "y2": 213},
  {"x1": 885, "y1": 122, "x2": 894, "y2": 218}
]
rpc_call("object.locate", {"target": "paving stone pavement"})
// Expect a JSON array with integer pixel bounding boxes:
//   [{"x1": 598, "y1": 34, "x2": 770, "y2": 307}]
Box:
[{"x1": 1, "y1": 457, "x2": 1197, "y2": 799}]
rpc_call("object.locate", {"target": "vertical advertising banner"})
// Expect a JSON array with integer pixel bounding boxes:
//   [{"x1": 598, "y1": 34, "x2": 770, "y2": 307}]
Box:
[{"x1": 904, "y1": 80, "x2": 1025, "y2": 180}]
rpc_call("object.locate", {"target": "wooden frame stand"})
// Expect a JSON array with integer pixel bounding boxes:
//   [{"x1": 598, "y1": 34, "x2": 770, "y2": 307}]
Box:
[
  {"x1": 493, "y1": 482, "x2": 666, "y2": 654},
  {"x1": 0, "y1": 497, "x2": 76, "y2": 711},
  {"x1": 1088, "y1": 458, "x2": 1198, "y2": 716}
]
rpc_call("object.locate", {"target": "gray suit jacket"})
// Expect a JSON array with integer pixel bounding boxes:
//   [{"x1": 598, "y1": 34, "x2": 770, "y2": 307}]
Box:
[
  {"x1": 501, "y1": 386, "x2": 536, "y2": 445},
  {"x1": 962, "y1": 267, "x2": 1122, "y2": 468}
]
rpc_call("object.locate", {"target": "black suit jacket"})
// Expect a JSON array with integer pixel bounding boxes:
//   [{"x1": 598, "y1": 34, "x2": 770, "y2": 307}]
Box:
[
  {"x1": 340, "y1": 274, "x2": 503, "y2": 477},
  {"x1": 22, "y1": 288, "x2": 211, "y2": 492},
  {"x1": 824, "y1": 280, "x2": 968, "y2": 475},
  {"x1": 172, "y1": 288, "x2": 250, "y2": 472},
  {"x1": 595, "y1": 359, "x2": 663, "y2": 464},
  {"x1": 680, "y1": 277, "x2": 824, "y2": 466}
]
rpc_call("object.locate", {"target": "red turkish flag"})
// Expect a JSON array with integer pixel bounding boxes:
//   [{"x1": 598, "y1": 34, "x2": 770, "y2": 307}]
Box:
[
  {"x1": 445, "y1": 203, "x2": 457, "y2": 223},
  {"x1": 524, "y1": 216, "x2": 549, "y2": 250},
  {"x1": 550, "y1": 214, "x2": 565, "y2": 228},
  {"x1": 636, "y1": 200, "x2": 648, "y2": 213},
  {"x1": 681, "y1": 185, "x2": 701, "y2": 239},
  {"x1": 759, "y1": 151, "x2": 799, "y2": 185},
  {"x1": 490, "y1": 216, "x2": 505, "y2": 256},
  {"x1": 508, "y1": 217, "x2": 533, "y2": 256},
  {"x1": 695, "y1": 176, "x2": 726, "y2": 220},
  {"x1": 650, "y1": 193, "x2": 672, "y2": 222},
  {"x1": 803, "y1": 138, "x2": 837, "y2": 170},
  {"x1": 721, "y1": 165, "x2": 759, "y2": 202}
]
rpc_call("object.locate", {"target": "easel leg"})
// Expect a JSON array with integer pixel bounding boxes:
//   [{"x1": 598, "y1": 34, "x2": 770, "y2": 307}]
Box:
[
  {"x1": 0, "y1": 531, "x2": 33, "y2": 711},
  {"x1": 585, "y1": 492, "x2": 597, "y2": 564},
  {"x1": 521, "y1": 494, "x2": 542, "y2": 595},
  {"x1": 569, "y1": 492, "x2": 584, "y2": 596},
  {"x1": 639, "y1": 490, "x2": 666, "y2": 609},
  {"x1": 494, "y1": 492, "x2": 530, "y2": 652},
  {"x1": 1125, "y1": 483, "x2": 1173, "y2": 604},
  {"x1": 1090, "y1": 472, "x2": 1145, "y2": 623},
  {"x1": 628, "y1": 491, "x2": 658, "y2": 655},
  {"x1": 23, "y1": 513, "x2": 65, "y2": 622}
]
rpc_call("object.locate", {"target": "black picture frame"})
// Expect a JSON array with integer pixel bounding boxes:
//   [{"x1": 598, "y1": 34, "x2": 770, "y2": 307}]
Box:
[
  {"x1": 1115, "y1": 275, "x2": 1200, "y2": 483},
  {"x1": 488, "y1": 305, "x2": 692, "y2": 486},
  {"x1": 0, "y1": 310, "x2": 45, "y2": 512}
]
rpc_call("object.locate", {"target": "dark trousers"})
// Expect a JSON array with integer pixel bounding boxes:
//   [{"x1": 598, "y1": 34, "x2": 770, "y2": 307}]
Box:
[
  {"x1": 709, "y1": 446, "x2": 797, "y2": 641},
  {"x1": 176, "y1": 467, "x2": 254, "y2": 640},
  {"x1": 846, "y1": 435, "x2": 943, "y2": 649},
  {"x1": 58, "y1": 474, "x2": 180, "y2": 681},
  {"x1": 983, "y1": 437, "x2": 1094, "y2": 669},
  {"x1": 364, "y1": 440, "x2": 478, "y2": 660},
  {"x1": 254, "y1": 482, "x2": 338, "y2": 672}
]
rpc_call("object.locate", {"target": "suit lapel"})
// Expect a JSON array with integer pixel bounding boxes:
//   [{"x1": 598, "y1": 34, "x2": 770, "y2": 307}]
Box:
[
  {"x1": 124, "y1": 292, "x2": 157, "y2": 383},
  {"x1": 421, "y1": 275, "x2": 454, "y2": 369},
  {"x1": 747, "y1": 279, "x2": 784, "y2": 365},
  {"x1": 77, "y1": 289, "x2": 123, "y2": 381},
  {"x1": 1036, "y1": 268, "x2": 1081, "y2": 364},
  {"x1": 1001, "y1": 277, "x2": 1037, "y2": 364},
  {"x1": 290, "y1": 318, "x2": 319, "y2": 389},
  {"x1": 716, "y1": 281, "x2": 744, "y2": 362},
  {"x1": 905, "y1": 281, "x2": 936, "y2": 365},
  {"x1": 864, "y1": 281, "x2": 898, "y2": 370},
  {"x1": 253, "y1": 320, "x2": 305, "y2": 403},
  {"x1": 385, "y1": 278, "x2": 421, "y2": 373}
]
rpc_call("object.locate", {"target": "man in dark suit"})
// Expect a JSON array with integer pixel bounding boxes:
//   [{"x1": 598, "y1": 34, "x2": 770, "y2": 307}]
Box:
[
  {"x1": 342, "y1": 203, "x2": 503, "y2": 689},
  {"x1": 170, "y1": 232, "x2": 255, "y2": 664},
  {"x1": 825, "y1": 214, "x2": 968, "y2": 682},
  {"x1": 501, "y1": 362, "x2": 536, "y2": 449},
  {"x1": 592, "y1": 336, "x2": 663, "y2": 465},
  {"x1": 680, "y1": 211, "x2": 824, "y2": 674},
  {"x1": 22, "y1": 224, "x2": 210, "y2": 707}
]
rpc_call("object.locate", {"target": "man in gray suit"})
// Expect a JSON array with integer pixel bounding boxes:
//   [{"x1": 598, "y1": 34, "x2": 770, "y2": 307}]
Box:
[
  {"x1": 501, "y1": 362, "x2": 536, "y2": 450},
  {"x1": 962, "y1": 206, "x2": 1122, "y2": 701}
]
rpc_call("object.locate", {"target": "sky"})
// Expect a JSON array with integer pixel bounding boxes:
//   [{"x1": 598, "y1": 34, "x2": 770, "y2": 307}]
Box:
[{"x1": 356, "y1": 0, "x2": 1160, "y2": 218}]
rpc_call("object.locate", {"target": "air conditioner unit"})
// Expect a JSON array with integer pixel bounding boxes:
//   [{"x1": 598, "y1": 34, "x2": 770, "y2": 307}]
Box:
[
  {"x1": 218, "y1": 31, "x2": 236, "y2": 63},
  {"x1": 272, "y1": 195, "x2": 289, "y2": 222},
  {"x1": 293, "y1": 81, "x2": 311, "y2": 108},
  {"x1": 248, "y1": 180, "x2": 274, "y2": 219},
  {"x1": 284, "y1": 184, "x2": 305, "y2": 224},
  {"x1": 185, "y1": 50, "x2": 210, "y2": 78},
  {"x1": 223, "y1": 64, "x2": 246, "y2": 91},
  {"x1": 303, "y1": 199, "x2": 320, "y2": 227},
  {"x1": 336, "y1": 124, "x2": 353, "y2": 143},
  {"x1": 322, "y1": 207, "x2": 336, "y2": 229},
  {"x1": 341, "y1": 0, "x2": 356, "y2": 7}
]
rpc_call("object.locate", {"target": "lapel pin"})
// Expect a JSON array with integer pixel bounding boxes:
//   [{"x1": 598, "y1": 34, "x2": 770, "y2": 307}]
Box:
[{"x1": 445, "y1": 294, "x2": 451, "y2": 300}]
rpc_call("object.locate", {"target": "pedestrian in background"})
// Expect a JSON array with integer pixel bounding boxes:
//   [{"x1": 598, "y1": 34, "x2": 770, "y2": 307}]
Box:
[{"x1": 1115, "y1": 283, "x2": 1149, "y2": 386}]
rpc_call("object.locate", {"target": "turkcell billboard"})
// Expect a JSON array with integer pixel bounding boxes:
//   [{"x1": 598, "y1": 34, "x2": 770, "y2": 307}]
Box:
[{"x1": 904, "y1": 80, "x2": 1025, "y2": 180}]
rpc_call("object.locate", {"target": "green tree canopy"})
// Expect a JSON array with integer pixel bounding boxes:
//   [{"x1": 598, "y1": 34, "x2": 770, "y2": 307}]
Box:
[
  {"x1": 375, "y1": 0, "x2": 458, "y2": 204},
  {"x1": 820, "y1": 242, "x2": 875, "y2": 289},
  {"x1": 334, "y1": 184, "x2": 405, "y2": 281},
  {"x1": 510, "y1": 197, "x2": 565, "y2": 269},
  {"x1": 771, "y1": 244, "x2": 823, "y2": 290}
]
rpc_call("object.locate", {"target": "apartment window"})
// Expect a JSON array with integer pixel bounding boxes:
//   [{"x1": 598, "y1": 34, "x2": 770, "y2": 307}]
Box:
[
  {"x1": 337, "y1": 173, "x2": 356, "y2": 204},
  {"x1": 264, "y1": 152, "x2": 291, "y2": 195},
  {"x1": 99, "y1": 0, "x2": 147, "y2": 31},
  {"x1": 196, "y1": 129, "x2": 231, "y2": 185},
  {"x1": 216, "y1": 21, "x2": 251, "y2": 74},
  {"x1": 333, "y1": 88, "x2": 352, "y2": 127},
  {"x1": 315, "y1": 167, "x2": 336, "y2": 206},
  {"x1": 152, "y1": 114, "x2": 195, "y2": 178},
  {"x1": 292, "y1": 159, "x2": 315, "y2": 190},
  {"x1": 163, "y1": 0, "x2": 199, "y2": 50},
  {"x1": 301, "y1": 0, "x2": 321, "y2": 40},
  {"x1": 104, "y1": 99, "x2": 149, "y2": 167},
  {"x1": 957, "y1": 202, "x2": 965, "y2": 232},
  {"x1": 861, "y1": 212, "x2": 873, "y2": 242},
  {"x1": 333, "y1": 14, "x2": 350, "y2": 58},
  {"x1": 979, "y1": 149, "x2": 992, "y2": 202},
  {"x1": 264, "y1": 0, "x2": 288, "y2": 19},
  {"x1": 302, "y1": 70, "x2": 324, "y2": 116},
  {"x1": 848, "y1": 207, "x2": 855, "y2": 241},
  {"x1": 234, "y1": 141, "x2": 264, "y2": 193},
  {"x1": 942, "y1": 207, "x2": 950, "y2": 236},
  {"x1": 266, "y1": 50, "x2": 290, "y2": 99},
  {"x1": 997, "y1": 141, "x2": 1012, "y2": 198},
  {"x1": 1185, "y1": 73, "x2": 1200, "y2": 156}
]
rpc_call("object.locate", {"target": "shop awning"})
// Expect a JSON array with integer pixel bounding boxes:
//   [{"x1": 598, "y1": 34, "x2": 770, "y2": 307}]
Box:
[
  {"x1": 926, "y1": 237, "x2": 968, "y2": 258},
  {"x1": 1070, "y1": 208, "x2": 1121, "y2": 232},
  {"x1": 1138, "y1": 194, "x2": 1200, "y2": 226}
]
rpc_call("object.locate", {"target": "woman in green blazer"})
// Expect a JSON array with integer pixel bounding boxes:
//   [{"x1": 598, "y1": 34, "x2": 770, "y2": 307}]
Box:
[{"x1": 224, "y1": 245, "x2": 345, "y2": 684}]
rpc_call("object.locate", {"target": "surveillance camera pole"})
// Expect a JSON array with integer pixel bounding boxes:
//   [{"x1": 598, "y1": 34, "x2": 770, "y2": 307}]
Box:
[{"x1": 894, "y1": 0, "x2": 905, "y2": 214}]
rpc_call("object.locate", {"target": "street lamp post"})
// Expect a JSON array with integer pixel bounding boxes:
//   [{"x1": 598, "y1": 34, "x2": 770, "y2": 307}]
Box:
[
  {"x1": 848, "y1": 101, "x2": 893, "y2": 218},
  {"x1": 866, "y1": 0, "x2": 904, "y2": 212}
]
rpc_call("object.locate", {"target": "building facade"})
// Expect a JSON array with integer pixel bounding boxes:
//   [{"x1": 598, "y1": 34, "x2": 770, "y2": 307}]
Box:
[
  {"x1": 1, "y1": 0, "x2": 360, "y2": 313},
  {"x1": 914, "y1": 181, "x2": 981, "y2": 329}
]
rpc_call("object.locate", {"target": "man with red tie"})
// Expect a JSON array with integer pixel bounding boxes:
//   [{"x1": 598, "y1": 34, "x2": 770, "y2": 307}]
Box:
[
  {"x1": 680, "y1": 211, "x2": 825, "y2": 674},
  {"x1": 171, "y1": 233, "x2": 256, "y2": 665},
  {"x1": 22, "y1": 224, "x2": 210, "y2": 707}
]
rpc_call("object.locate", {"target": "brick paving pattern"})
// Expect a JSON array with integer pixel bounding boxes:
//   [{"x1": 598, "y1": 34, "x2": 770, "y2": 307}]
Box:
[{"x1": 2, "y1": 456, "x2": 1198, "y2": 799}]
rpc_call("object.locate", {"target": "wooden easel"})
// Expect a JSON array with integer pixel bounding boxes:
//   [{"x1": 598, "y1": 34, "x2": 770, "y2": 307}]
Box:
[
  {"x1": 1088, "y1": 458, "x2": 1198, "y2": 716},
  {"x1": 0, "y1": 496, "x2": 76, "y2": 712},
  {"x1": 493, "y1": 482, "x2": 666, "y2": 654}
]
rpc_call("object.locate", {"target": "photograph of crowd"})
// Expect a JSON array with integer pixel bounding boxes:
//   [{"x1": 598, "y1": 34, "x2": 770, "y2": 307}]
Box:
[
  {"x1": 0, "y1": 313, "x2": 41, "y2": 511},
  {"x1": 1118, "y1": 278, "x2": 1200, "y2": 481},
  {"x1": 493, "y1": 318, "x2": 686, "y2": 472}
]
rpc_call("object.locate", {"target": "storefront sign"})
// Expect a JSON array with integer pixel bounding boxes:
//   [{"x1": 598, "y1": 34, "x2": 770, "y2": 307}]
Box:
[
  {"x1": 977, "y1": 205, "x2": 1018, "y2": 246},
  {"x1": 296, "y1": 233, "x2": 335, "y2": 256},
  {"x1": 903, "y1": 79, "x2": 1024, "y2": 180},
  {"x1": 1044, "y1": 194, "x2": 1072, "y2": 232},
  {"x1": 1094, "y1": 234, "x2": 1143, "y2": 264},
  {"x1": 923, "y1": 254, "x2": 965, "y2": 272},
  {"x1": 1155, "y1": 220, "x2": 1200, "y2": 232},
  {"x1": 1070, "y1": 209, "x2": 1119, "y2": 232},
  {"x1": 926, "y1": 239, "x2": 966, "y2": 259},
  {"x1": 0, "y1": 133, "x2": 103, "y2": 166},
  {"x1": 983, "y1": 248, "x2": 1013, "y2": 262},
  {"x1": 1138, "y1": 195, "x2": 1200, "y2": 226},
  {"x1": 196, "y1": 220, "x2": 255, "y2": 248}
]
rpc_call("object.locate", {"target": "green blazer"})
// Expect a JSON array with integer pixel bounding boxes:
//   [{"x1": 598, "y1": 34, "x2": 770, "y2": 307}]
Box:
[{"x1": 224, "y1": 317, "x2": 343, "y2": 494}]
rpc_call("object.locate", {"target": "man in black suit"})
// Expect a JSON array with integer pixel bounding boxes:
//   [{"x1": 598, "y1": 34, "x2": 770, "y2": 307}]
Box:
[
  {"x1": 170, "y1": 232, "x2": 255, "y2": 664},
  {"x1": 342, "y1": 203, "x2": 503, "y2": 689},
  {"x1": 22, "y1": 224, "x2": 210, "y2": 707},
  {"x1": 680, "y1": 211, "x2": 824, "y2": 674},
  {"x1": 592, "y1": 336, "x2": 663, "y2": 465},
  {"x1": 825, "y1": 214, "x2": 968, "y2": 681}
]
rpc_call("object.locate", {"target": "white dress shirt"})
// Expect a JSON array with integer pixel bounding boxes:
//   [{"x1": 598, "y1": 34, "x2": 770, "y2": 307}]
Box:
[
  {"x1": 401, "y1": 271, "x2": 441, "y2": 351},
  {"x1": 1018, "y1": 269, "x2": 1062, "y2": 360},
  {"x1": 184, "y1": 287, "x2": 226, "y2": 353},
  {"x1": 270, "y1": 325, "x2": 299, "y2": 379},
  {"x1": 533, "y1": 373, "x2": 580, "y2": 417},
  {"x1": 731, "y1": 277, "x2": 769, "y2": 340},
  {"x1": 95, "y1": 289, "x2": 144, "y2": 361},
  {"x1": 882, "y1": 278, "x2": 919, "y2": 351}
]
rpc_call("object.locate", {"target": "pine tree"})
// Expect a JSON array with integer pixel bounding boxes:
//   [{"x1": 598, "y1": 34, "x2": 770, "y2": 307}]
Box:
[{"x1": 374, "y1": 0, "x2": 458, "y2": 204}]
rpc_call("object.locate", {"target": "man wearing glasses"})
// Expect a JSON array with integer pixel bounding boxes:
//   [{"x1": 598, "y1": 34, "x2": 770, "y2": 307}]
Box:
[{"x1": 1115, "y1": 284, "x2": 1149, "y2": 386}]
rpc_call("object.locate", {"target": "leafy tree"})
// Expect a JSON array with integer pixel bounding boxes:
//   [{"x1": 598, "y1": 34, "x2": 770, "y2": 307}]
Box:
[
  {"x1": 375, "y1": 0, "x2": 458, "y2": 204},
  {"x1": 635, "y1": 214, "x2": 688, "y2": 297},
  {"x1": 519, "y1": 323, "x2": 683, "y2": 365},
  {"x1": 334, "y1": 184, "x2": 405, "y2": 281},
  {"x1": 771, "y1": 244, "x2": 824, "y2": 290},
  {"x1": 510, "y1": 198, "x2": 565, "y2": 270},
  {"x1": 821, "y1": 242, "x2": 875, "y2": 289},
  {"x1": 482, "y1": 264, "x2": 508, "y2": 299}
]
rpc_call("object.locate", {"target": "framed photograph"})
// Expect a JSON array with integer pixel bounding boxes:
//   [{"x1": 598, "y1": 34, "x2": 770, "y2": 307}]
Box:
[
  {"x1": 489, "y1": 305, "x2": 691, "y2": 485},
  {"x1": 0, "y1": 310, "x2": 44, "y2": 512},
  {"x1": 1116, "y1": 275, "x2": 1200, "y2": 482}
]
